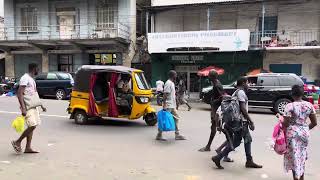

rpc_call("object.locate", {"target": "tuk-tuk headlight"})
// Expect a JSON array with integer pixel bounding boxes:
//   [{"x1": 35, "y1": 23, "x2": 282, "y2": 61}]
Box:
[{"x1": 136, "y1": 96, "x2": 150, "y2": 104}]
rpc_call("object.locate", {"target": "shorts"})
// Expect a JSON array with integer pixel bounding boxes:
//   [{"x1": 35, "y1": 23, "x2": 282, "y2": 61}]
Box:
[
  {"x1": 165, "y1": 108, "x2": 180, "y2": 121},
  {"x1": 177, "y1": 94, "x2": 188, "y2": 105},
  {"x1": 25, "y1": 108, "x2": 41, "y2": 127}
]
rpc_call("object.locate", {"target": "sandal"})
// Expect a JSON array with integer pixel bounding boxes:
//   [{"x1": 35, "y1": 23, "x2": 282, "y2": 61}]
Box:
[{"x1": 11, "y1": 141, "x2": 21, "y2": 154}]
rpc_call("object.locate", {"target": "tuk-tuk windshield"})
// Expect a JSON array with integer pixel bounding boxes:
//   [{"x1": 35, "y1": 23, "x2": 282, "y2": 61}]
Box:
[{"x1": 135, "y1": 73, "x2": 150, "y2": 90}]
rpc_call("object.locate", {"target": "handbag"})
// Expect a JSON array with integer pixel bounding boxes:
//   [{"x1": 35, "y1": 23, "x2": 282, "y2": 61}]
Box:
[{"x1": 23, "y1": 92, "x2": 42, "y2": 110}]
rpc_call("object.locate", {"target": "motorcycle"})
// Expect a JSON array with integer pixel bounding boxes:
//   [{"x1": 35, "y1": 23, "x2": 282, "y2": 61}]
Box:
[{"x1": 156, "y1": 91, "x2": 163, "y2": 106}]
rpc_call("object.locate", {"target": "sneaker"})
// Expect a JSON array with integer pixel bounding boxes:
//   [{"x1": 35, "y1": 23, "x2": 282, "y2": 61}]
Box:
[
  {"x1": 211, "y1": 156, "x2": 224, "y2": 169},
  {"x1": 245, "y1": 160, "x2": 263, "y2": 168},
  {"x1": 156, "y1": 134, "x2": 167, "y2": 141},
  {"x1": 175, "y1": 135, "x2": 186, "y2": 140},
  {"x1": 223, "y1": 157, "x2": 234, "y2": 163}
]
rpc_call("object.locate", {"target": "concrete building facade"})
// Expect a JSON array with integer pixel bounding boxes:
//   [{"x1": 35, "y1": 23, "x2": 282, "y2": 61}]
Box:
[
  {"x1": 147, "y1": 0, "x2": 320, "y2": 90},
  {"x1": 1, "y1": 0, "x2": 140, "y2": 78}
]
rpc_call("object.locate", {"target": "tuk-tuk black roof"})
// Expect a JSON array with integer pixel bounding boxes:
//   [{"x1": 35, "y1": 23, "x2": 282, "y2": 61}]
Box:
[
  {"x1": 74, "y1": 65, "x2": 142, "y2": 92},
  {"x1": 80, "y1": 65, "x2": 141, "y2": 73}
]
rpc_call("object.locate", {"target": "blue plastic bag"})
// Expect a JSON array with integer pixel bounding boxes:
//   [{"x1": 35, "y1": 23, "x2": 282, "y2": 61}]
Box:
[{"x1": 157, "y1": 109, "x2": 176, "y2": 131}]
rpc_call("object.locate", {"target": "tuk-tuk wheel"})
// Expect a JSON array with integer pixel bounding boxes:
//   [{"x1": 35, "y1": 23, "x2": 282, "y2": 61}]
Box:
[
  {"x1": 74, "y1": 110, "x2": 88, "y2": 125},
  {"x1": 144, "y1": 113, "x2": 157, "y2": 126}
]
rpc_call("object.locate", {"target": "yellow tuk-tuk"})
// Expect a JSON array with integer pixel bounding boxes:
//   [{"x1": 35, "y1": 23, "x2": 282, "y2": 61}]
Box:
[{"x1": 67, "y1": 65, "x2": 157, "y2": 126}]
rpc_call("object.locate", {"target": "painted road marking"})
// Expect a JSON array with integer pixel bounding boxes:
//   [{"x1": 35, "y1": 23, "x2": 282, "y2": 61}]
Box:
[
  {"x1": 0, "y1": 161, "x2": 11, "y2": 164},
  {"x1": 0, "y1": 110, "x2": 68, "y2": 118}
]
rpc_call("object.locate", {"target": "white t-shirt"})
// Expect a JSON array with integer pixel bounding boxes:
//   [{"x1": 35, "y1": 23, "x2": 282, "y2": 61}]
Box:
[
  {"x1": 19, "y1": 73, "x2": 37, "y2": 96},
  {"x1": 233, "y1": 89, "x2": 248, "y2": 120},
  {"x1": 156, "y1": 80, "x2": 164, "y2": 92},
  {"x1": 164, "y1": 79, "x2": 176, "y2": 109}
]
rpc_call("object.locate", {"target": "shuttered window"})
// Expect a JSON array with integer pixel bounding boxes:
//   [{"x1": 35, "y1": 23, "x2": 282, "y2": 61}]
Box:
[
  {"x1": 21, "y1": 6, "x2": 38, "y2": 31},
  {"x1": 96, "y1": 0, "x2": 117, "y2": 29}
]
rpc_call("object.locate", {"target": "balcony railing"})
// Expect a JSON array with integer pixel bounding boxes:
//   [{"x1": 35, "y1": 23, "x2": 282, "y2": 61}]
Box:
[
  {"x1": 250, "y1": 30, "x2": 320, "y2": 48},
  {"x1": 0, "y1": 22, "x2": 130, "y2": 42}
]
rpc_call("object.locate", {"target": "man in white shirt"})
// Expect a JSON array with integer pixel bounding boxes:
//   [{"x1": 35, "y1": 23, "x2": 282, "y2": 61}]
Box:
[
  {"x1": 156, "y1": 70, "x2": 186, "y2": 141},
  {"x1": 11, "y1": 64, "x2": 46, "y2": 154},
  {"x1": 156, "y1": 79, "x2": 164, "y2": 93}
]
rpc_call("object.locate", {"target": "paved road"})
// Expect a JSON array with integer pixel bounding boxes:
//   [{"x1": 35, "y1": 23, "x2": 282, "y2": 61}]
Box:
[{"x1": 0, "y1": 97, "x2": 319, "y2": 180}]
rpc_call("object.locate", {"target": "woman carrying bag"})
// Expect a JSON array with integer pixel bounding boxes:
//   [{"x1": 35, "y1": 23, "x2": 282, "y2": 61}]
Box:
[{"x1": 283, "y1": 85, "x2": 317, "y2": 180}]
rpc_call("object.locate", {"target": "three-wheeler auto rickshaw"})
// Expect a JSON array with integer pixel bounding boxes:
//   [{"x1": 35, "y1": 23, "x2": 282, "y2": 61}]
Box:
[{"x1": 67, "y1": 65, "x2": 157, "y2": 126}]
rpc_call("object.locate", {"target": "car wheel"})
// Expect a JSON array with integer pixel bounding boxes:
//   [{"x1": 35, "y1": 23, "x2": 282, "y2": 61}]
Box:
[
  {"x1": 74, "y1": 110, "x2": 88, "y2": 125},
  {"x1": 144, "y1": 113, "x2": 157, "y2": 126},
  {"x1": 56, "y1": 89, "x2": 66, "y2": 100},
  {"x1": 274, "y1": 98, "x2": 291, "y2": 114}
]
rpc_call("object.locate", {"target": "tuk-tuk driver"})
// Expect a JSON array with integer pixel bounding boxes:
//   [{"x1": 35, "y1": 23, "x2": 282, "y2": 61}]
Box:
[{"x1": 117, "y1": 74, "x2": 133, "y2": 107}]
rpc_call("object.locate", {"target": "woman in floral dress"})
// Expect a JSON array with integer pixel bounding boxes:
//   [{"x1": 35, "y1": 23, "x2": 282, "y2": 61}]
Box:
[{"x1": 283, "y1": 85, "x2": 317, "y2": 180}]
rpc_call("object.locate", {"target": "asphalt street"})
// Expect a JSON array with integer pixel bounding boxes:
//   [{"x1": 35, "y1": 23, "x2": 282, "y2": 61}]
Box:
[{"x1": 0, "y1": 97, "x2": 319, "y2": 180}]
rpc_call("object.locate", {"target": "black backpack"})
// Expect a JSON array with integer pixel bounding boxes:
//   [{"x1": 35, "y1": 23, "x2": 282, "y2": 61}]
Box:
[{"x1": 220, "y1": 90, "x2": 243, "y2": 131}]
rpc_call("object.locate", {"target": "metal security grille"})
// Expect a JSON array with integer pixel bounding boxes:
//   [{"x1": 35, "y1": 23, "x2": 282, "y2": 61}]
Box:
[{"x1": 21, "y1": 6, "x2": 38, "y2": 31}]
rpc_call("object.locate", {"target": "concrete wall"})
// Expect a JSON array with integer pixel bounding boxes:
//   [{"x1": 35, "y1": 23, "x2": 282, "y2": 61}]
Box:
[
  {"x1": 5, "y1": 0, "x2": 130, "y2": 40},
  {"x1": 263, "y1": 51, "x2": 320, "y2": 81},
  {"x1": 153, "y1": 0, "x2": 320, "y2": 33}
]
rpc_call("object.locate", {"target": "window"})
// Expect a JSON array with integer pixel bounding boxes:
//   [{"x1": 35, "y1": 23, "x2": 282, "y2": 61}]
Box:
[
  {"x1": 35, "y1": 74, "x2": 46, "y2": 80},
  {"x1": 47, "y1": 73, "x2": 58, "y2": 80},
  {"x1": 94, "y1": 54, "x2": 117, "y2": 65},
  {"x1": 258, "y1": 76, "x2": 279, "y2": 86},
  {"x1": 57, "y1": 72, "x2": 71, "y2": 80},
  {"x1": 58, "y1": 55, "x2": 74, "y2": 72},
  {"x1": 135, "y1": 73, "x2": 150, "y2": 90},
  {"x1": 259, "y1": 16, "x2": 278, "y2": 33},
  {"x1": 96, "y1": 0, "x2": 117, "y2": 29},
  {"x1": 248, "y1": 77, "x2": 258, "y2": 86},
  {"x1": 21, "y1": 6, "x2": 38, "y2": 31},
  {"x1": 56, "y1": 8, "x2": 76, "y2": 31}
]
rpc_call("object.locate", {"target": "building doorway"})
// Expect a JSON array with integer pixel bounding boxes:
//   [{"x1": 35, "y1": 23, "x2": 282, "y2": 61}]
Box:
[
  {"x1": 58, "y1": 54, "x2": 74, "y2": 72},
  {"x1": 175, "y1": 65, "x2": 200, "y2": 93}
]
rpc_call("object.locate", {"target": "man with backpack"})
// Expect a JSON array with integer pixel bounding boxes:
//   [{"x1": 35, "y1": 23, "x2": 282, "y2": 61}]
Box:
[{"x1": 211, "y1": 77, "x2": 262, "y2": 169}]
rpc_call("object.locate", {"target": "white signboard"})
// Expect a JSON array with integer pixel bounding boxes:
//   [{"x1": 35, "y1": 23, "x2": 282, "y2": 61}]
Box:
[
  {"x1": 148, "y1": 29, "x2": 250, "y2": 53},
  {"x1": 151, "y1": 0, "x2": 242, "y2": 7}
]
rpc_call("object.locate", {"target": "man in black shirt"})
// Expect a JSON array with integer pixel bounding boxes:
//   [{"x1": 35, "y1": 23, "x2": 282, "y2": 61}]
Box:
[{"x1": 199, "y1": 70, "x2": 229, "y2": 158}]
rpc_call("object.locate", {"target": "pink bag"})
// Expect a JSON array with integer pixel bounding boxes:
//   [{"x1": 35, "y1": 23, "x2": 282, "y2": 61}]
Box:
[{"x1": 272, "y1": 116, "x2": 287, "y2": 155}]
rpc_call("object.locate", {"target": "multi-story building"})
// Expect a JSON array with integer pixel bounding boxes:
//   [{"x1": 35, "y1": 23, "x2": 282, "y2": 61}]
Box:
[
  {"x1": 0, "y1": 0, "x2": 146, "y2": 78},
  {"x1": 147, "y1": 0, "x2": 320, "y2": 91}
]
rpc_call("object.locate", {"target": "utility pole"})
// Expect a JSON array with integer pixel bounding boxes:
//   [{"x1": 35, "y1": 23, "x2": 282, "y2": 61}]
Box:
[{"x1": 261, "y1": 2, "x2": 266, "y2": 47}]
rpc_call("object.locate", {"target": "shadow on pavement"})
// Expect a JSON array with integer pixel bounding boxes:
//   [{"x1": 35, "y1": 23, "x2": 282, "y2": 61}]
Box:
[{"x1": 66, "y1": 118, "x2": 149, "y2": 128}]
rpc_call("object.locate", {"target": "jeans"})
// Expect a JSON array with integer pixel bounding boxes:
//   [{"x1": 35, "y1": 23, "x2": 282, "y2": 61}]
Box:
[{"x1": 217, "y1": 127, "x2": 253, "y2": 161}]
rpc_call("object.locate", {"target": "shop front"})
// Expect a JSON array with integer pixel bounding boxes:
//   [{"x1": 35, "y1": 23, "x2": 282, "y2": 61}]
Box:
[
  {"x1": 151, "y1": 51, "x2": 263, "y2": 92},
  {"x1": 148, "y1": 29, "x2": 263, "y2": 92}
]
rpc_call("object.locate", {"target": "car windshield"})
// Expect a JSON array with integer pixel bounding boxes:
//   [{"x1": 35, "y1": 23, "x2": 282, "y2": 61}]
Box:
[{"x1": 135, "y1": 73, "x2": 150, "y2": 90}]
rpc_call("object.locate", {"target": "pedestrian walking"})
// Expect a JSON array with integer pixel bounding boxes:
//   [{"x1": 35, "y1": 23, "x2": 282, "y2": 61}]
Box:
[
  {"x1": 282, "y1": 85, "x2": 317, "y2": 180},
  {"x1": 11, "y1": 64, "x2": 46, "y2": 154},
  {"x1": 212, "y1": 77, "x2": 262, "y2": 169},
  {"x1": 156, "y1": 70, "x2": 186, "y2": 141},
  {"x1": 156, "y1": 79, "x2": 164, "y2": 93},
  {"x1": 199, "y1": 70, "x2": 225, "y2": 152},
  {"x1": 176, "y1": 77, "x2": 191, "y2": 111}
]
